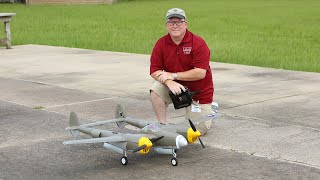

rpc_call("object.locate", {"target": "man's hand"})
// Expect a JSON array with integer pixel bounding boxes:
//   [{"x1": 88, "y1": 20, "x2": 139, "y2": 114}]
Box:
[
  {"x1": 165, "y1": 80, "x2": 186, "y2": 95},
  {"x1": 156, "y1": 71, "x2": 174, "y2": 83}
]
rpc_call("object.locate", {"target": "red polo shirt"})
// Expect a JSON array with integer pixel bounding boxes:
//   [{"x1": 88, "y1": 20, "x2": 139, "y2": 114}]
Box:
[{"x1": 150, "y1": 29, "x2": 214, "y2": 104}]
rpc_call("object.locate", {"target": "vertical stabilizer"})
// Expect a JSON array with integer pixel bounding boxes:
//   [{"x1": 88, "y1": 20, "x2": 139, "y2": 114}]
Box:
[
  {"x1": 115, "y1": 104, "x2": 127, "y2": 129},
  {"x1": 68, "y1": 112, "x2": 80, "y2": 137},
  {"x1": 69, "y1": 112, "x2": 80, "y2": 127},
  {"x1": 115, "y1": 104, "x2": 126, "y2": 119}
]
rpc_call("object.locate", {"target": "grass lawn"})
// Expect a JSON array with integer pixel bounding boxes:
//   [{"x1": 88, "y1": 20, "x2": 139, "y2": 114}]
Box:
[{"x1": 0, "y1": 0, "x2": 319, "y2": 72}]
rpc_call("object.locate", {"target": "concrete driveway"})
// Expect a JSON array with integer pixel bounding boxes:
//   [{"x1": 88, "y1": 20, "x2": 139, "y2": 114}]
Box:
[{"x1": 1, "y1": 45, "x2": 320, "y2": 179}]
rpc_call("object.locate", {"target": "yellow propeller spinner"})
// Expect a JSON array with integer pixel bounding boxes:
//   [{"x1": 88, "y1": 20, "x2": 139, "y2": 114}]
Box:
[
  {"x1": 138, "y1": 137, "x2": 153, "y2": 154},
  {"x1": 187, "y1": 127, "x2": 202, "y2": 143}
]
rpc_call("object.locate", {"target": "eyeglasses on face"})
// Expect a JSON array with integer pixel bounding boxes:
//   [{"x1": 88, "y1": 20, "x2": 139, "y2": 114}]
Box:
[{"x1": 166, "y1": 20, "x2": 185, "y2": 26}]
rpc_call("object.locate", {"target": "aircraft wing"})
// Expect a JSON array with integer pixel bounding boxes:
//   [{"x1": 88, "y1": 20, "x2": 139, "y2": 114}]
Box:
[
  {"x1": 63, "y1": 136, "x2": 126, "y2": 145},
  {"x1": 79, "y1": 118, "x2": 126, "y2": 127}
]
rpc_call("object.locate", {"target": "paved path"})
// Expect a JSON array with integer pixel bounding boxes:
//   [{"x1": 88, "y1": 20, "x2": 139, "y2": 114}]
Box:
[{"x1": 1, "y1": 45, "x2": 320, "y2": 179}]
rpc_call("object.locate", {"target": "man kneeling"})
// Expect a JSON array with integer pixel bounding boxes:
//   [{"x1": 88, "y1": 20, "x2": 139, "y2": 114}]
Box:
[{"x1": 149, "y1": 8, "x2": 215, "y2": 134}]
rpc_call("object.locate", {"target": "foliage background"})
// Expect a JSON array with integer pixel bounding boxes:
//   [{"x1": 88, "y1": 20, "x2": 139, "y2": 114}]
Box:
[{"x1": 1, "y1": 0, "x2": 319, "y2": 72}]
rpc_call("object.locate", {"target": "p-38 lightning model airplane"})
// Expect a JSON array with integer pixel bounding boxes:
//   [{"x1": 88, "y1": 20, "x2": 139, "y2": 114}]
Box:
[{"x1": 63, "y1": 104, "x2": 217, "y2": 166}]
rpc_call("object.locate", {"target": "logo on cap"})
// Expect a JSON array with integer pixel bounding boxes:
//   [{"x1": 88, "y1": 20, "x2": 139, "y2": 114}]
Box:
[{"x1": 166, "y1": 8, "x2": 186, "y2": 20}]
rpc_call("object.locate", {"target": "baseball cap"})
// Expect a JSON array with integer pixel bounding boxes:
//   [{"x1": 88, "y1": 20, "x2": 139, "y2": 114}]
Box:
[{"x1": 166, "y1": 8, "x2": 186, "y2": 20}]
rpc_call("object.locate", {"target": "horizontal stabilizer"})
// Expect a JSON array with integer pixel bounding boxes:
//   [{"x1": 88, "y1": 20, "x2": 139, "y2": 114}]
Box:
[
  {"x1": 63, "y1": 136, "x2": 126, "y2": 145},
  {"x1": 70, "y1": 129, "x2": 80, "y2": 137},
  {"x1": 65, "y1": 126, "x2": 79, "y2": 130},
  {"x1": 116, "y1": 121, "x2": 127, "y2": 129}
]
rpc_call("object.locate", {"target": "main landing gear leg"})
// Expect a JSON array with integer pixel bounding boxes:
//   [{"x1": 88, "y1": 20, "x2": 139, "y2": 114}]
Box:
[
  {"x1": 171, "y1": 149, "x2": 178, "y2": 166},
  {"x1": 121, "y1": 150, "x2": 128, "y2": 165}
]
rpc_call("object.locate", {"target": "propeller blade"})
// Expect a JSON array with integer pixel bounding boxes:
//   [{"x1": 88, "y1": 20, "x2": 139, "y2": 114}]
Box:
[
  {"x1": 188, "y1": 119, "x2": 197, "y2": 132},
  {"x1": 133, "y1": 136, "x2": 163, "y2": 153},
  {"x1": 198, "y1": 137, "x2": 205, "y2": 148},
  {"x1": 151, "y1": 136, "x2": 164, "y2": 143},
  {"x1": 189, "y1": 119, "x2": 205, "y2": 148},
  {"x1": 132, "y1": 144, "x2": 147, "y2": 153}
]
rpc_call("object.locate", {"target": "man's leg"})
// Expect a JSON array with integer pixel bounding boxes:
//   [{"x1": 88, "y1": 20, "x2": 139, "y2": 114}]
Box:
[
  {"x1": 185, "y1": 103, "x2": 213, "y2": 135},
  {"x1": 150, "y1": 91, "x2": 167, "y2": 124},
  {"x1": 150, "y1": 81, "x2": 172, "y2": 124}
]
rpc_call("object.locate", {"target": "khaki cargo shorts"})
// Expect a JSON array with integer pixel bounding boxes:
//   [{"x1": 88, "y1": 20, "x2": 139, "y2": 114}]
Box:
[{"x1": 150, "y1": 81, "x2": 213, "y2": 134}]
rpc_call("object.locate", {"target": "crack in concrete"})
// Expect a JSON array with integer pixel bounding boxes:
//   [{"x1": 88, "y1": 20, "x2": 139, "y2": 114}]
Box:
[
  {"x1": 45, "y1": 97, "x2": 114, "y2": 108},
  {"x1": 208, "y1": 144, "x2": 320, "y2": 170},
  {"x1": 225, "y1": 90, "x2": 320, "y2": 109},
  {"x1": 221, "y1": 113, "x2": 320, "y2": 132},
  {"x1": 0, "y1": 135, "x2": 67, "y2": 149}
]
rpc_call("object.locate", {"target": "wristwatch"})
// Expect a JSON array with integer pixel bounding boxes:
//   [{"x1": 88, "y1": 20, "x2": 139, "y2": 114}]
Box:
[{"x1": 172, "y1": 73, "x2": 178, "y2": 80}]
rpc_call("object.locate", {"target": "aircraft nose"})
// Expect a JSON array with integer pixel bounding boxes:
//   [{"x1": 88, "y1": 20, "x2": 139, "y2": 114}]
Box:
[{"x1": 176, "y1": 135, "x2": 188, "y2": 149}]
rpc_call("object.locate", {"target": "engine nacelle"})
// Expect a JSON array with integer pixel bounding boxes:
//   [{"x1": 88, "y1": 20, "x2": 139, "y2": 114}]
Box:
[
  {"x1": 90, "y1": 129, "x2": 102, "y2": 138},
  {"x1": 103, "y1": 143, "x2": 123, "y2": 154},
  {"x1": 153, "y1": 147, "x2": 173, "y2": 154}
]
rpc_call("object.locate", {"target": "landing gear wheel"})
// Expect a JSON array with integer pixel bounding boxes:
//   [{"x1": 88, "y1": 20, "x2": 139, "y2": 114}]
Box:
[
  {"x1": 121, "y1": 156, "x2": 128, "y2": 165},
  {"x1": 171, "y1": 157, "x2": 178, "y2": 166}
]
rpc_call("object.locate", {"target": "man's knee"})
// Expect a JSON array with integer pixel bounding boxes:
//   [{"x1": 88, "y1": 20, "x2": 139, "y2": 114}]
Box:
[
  {"x1": 150, "y1": 90, "x2": 169, "y2": 108},
  {"x1": 150, "y1": 81, "x2": 172, "y2": 104},
  {"x1": 150, "y1": 90, "x2": 160, "y2": 100},
  {"x1": 196, "y1": 121, "x2": 212, "y2": 135},
  {"x1": 150, "y1": 89, "x2": 156, "y2": 95}
]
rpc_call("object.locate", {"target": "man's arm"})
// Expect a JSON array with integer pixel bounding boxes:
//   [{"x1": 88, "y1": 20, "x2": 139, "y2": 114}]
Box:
[
  {"x1": 174, "y1": 68, "x2": 206, "y2": 81},
  {"x1": 151, "y1": 68, "x2": 206, "y2": 95},
  {"x1": 151, "y1": 70, "x2": 185, "y2": 95},
  {"x1": 151, "y1": 70, "x2": 164, "y2": 82},
  {"x1": 154, "y1": 68, "x2": 206, "y2": 83}
]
